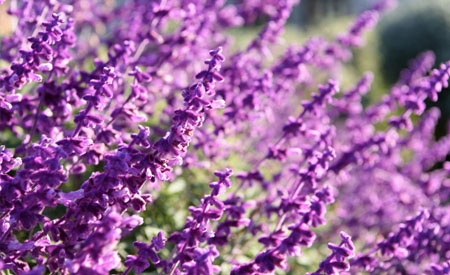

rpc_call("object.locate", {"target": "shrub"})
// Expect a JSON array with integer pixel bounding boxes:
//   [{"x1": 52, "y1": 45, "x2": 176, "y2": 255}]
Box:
[{"x1": 0, "y1": 0, "x2": 449, "y2": 274}]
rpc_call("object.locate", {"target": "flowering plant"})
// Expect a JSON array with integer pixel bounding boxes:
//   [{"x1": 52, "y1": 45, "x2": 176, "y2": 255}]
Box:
[{"x1": 0, "y1": 0, "x2": 449, "y2": 274}]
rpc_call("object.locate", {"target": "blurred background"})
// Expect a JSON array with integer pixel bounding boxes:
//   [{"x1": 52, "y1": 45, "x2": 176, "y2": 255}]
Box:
[
  {"x1": 298, "y1": 0, "x2": 450, "y2": 139},
  {"x1": 230, "y1": 0, "x2": 450, "y2": 139}
]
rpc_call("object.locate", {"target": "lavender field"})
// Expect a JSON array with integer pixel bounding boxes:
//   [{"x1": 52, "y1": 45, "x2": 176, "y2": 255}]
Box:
[{"x1": 0, "y1": 0, "x2": 449, "y2": 274}]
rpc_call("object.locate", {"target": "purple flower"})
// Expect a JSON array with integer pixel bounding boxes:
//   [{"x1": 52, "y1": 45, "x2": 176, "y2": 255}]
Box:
[
  {"x1": 0, "y1": 146, "x2": 21, "y2": 173},
  {"x1": 0, "y1": 0, "x2": 448, "y2": 274},
  {"x1": 254, "y1": 248, "x2": 287, "y2": 273}
]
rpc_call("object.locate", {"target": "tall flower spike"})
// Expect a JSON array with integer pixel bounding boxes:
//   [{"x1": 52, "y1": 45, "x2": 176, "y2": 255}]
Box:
[
  {"x1": 307, "y1": 231, "x2": 355, "y2": 275},
  {"x1": 166, "y1": 169, "x2": 233, "y2": 275}
]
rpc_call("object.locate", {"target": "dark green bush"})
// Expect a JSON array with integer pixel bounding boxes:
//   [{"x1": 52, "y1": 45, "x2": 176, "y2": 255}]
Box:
[{"x1": 378, "y1": 0, "x2": 450, "y2": 137}]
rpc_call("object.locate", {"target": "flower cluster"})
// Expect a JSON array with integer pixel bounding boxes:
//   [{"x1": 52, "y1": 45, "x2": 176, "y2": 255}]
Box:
[{"x1": 0, "y1": 0, "x2": 449, "y2": 274}]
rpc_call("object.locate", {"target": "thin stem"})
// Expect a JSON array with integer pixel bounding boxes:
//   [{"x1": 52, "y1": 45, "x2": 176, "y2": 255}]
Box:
[
  {"x1": 105, "y1": 94, "x2": 132, "y2": 127},
  {"x1": 167, "y1": 239, "x2": 189, "y2": 275},
  {"x1": 274, "y1": 180, "x2": 305, "y2": 232},
  {"x1": 0, "y1": 227, "x2": 12, "y2": 242},
  {"x1": 121, "y1": 266, "x2": 132, "y2": 275},
  {"x1": 168, "y1": 258, "x2": 181, "y2": 275},
  {"x1": 31, "y1": 6, "x2": 48, "y2": 37},
  {"x1": 130, "y1": 38, "x2": 149, "y2": 63},
  {"x1": 72, "y1": 103, "x2": 93, "y2": 137}
]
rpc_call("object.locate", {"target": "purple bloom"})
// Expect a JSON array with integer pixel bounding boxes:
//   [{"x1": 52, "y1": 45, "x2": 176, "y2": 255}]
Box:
[{"x1": 0, "y1": 0, "x2": 448, "y2": 274}]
